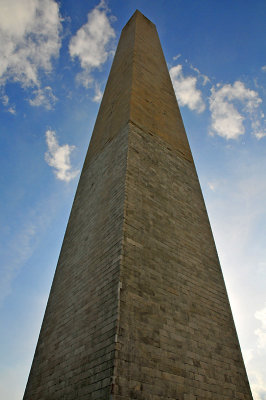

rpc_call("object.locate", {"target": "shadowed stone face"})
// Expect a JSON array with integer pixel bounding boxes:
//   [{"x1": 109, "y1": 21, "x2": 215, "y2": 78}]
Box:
[{"x1": 24, "y1": 10, "x2": 253, "y2": 400}]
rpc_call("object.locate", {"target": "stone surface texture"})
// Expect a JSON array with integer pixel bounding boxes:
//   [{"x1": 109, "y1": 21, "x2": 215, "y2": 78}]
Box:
[{"x1": 24, "y1": 10, "x2": 253, "y2": 400}]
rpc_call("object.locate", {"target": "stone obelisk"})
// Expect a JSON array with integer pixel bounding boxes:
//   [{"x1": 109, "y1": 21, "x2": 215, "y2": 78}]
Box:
[{"x1": 24, "y1": 10, "x2": 253, "y2": 400}]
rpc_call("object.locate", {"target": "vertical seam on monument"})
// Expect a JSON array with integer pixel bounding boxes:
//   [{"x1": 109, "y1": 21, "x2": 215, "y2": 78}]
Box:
[
  {"x1": 110, "y1": 15, "x2": 137, "y2": 398},
  {"x1": 110, "y1": 128, "x2": 130, "y2": 397},
  {"x1": 128, "y1": 9, "x2": 137, "y2": 130}
]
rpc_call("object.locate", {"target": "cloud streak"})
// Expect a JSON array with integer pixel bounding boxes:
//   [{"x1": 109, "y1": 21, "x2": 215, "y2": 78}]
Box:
[
  {"x1": 0, "y1": 192, "x2": 62, "y2": 306},
  {"x1": 190, "y1": 64, "x2": 210, "y2": 86},
  {"x1": 255, "y1": 305, "x2": 266, "y2": 350},
  {"x1": 0, "y1": 223, "x2": 36, "y2": 305}
]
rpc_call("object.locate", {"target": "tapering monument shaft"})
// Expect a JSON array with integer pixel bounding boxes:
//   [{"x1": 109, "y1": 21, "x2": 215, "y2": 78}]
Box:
[{"x1": 24, "y1": 11, "x2": 253, "y2": 400}]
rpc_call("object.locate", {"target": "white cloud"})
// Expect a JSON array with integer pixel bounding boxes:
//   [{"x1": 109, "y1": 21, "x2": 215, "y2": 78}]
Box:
[
  {"x1": 0, "y1": 0, "x2": 61, "y2": 100},
  {"x1": 7, "y1": 106, "x2": 16, "y2": 115},
  {"x1": 29, "y1": 86, "x2": 57, "y2": 110},
  {"x1": 69, "y1": 1, "x2": 115, "y2": 88},
  {"x1": 209, "y1": 81, "x2": 265, "y2": 139},
  {"x1": 45, "y1": 130, "x2": 79, "y2": 182},
  {"x1": 255, "y1": 133, "x2": 266, "y2": 139},
  {"x1": 255, "y1": 305, "x2": 266, "y2": 349},
  {"x1": 169, "y1": 64, "x2": 205, "y2": 113},
  {"x1": 261, "y1": 66, "x2": 266, "y2": 72},
  {"x1": 93, "y1": 83, "x2": 103, "y2": 103}
]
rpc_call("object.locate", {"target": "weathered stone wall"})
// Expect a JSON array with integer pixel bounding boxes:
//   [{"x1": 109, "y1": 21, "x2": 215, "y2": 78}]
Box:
[
  {"x1": 113, "y1": 122, "x2": 252, "y2": 400},
  {"x1": 23, "y1": 126, "x2": 128, "y2": 400}
]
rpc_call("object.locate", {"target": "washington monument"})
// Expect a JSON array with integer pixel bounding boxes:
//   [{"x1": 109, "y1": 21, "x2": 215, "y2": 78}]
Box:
[{"x1": 24, "y1": 11, "x2": 253, "y2": 400}]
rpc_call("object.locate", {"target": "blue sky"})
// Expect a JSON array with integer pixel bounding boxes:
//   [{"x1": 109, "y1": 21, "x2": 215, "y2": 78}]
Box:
[{"x1": 0, "y1": 0, "x2": 266, "y2": 398}]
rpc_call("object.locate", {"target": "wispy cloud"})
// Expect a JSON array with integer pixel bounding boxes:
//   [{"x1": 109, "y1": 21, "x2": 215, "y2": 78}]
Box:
[
  {"x1": 261, "y1": 66, "x2": 266, "y2": 72},
  {"x1": 169, "y1": 64, "x2": 205, "y2": 113},
  {"x1": 0, "y1": 189, "x2": 73, "y2": 400},
  {"x1": 29, "y1": 86, "x2": 57, "y2": 110},
  {"x1": 0, "y1": 0, "x2": 62, "y2": 99},
  {"x1": 1, "y1": 93, "x2": 9, "y2": 106},
  {"x1": 255, "y1": 305, "x2": 266, "y2": 350},
  {"x1": 0, "y1": 91, "x2": 16, "y2": 114},
  {"x1": 0, "y1": 223, "x2": 36, "y2": 305},
  {"x1": 69, "y1": 0, "x2": 115, "y2": 88},
  {"x1": 249, "y1": 370, "x2": 266, "y2": 400},
  {"x1": 190, "y1": 64, "x2": 210, "y2": 86},
  {"x1": 45, "y1": 130, "x2": 79, "y2": 182},
  {"x1": 173, "y1": 54, "x2": 181, "y2": 61},
  {"x1": 92, "y1": 83, "x2": 103, "y2": 103},
  {"x1": 0, "y1": 192, "x2": 61, "y2": 306},
  {"x1": 7, "y1": 106, "x2": 16, "y2": 115},
  {"x1": 209, "y1": 81, "x2": 265, "y2": 140},
  {"x1": 242, "y1": 348, "x2": 254, "y2": 364},
  {"x1": 207, "y1": 181, "x2": 217, "y2": 191},
  {"x1": 203, "y1": 156, "x2": 266, "y2": 399}
]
